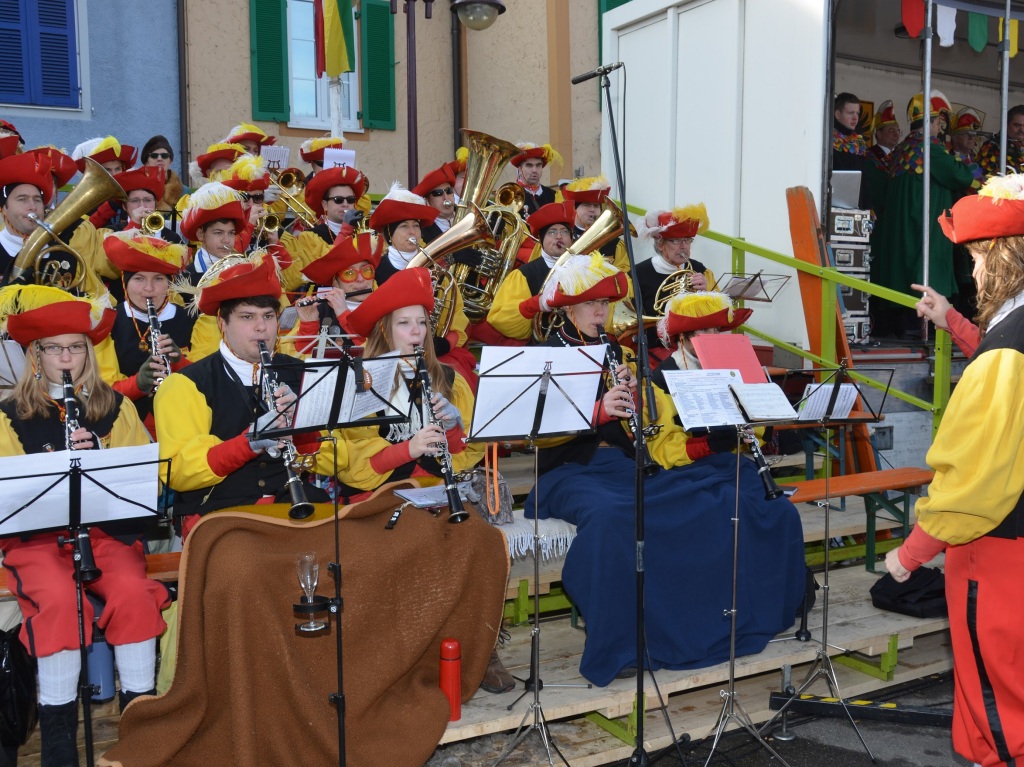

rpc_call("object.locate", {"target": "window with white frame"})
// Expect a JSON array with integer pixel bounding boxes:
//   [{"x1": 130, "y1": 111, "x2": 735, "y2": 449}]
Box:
[{"x1": 286, "y1": 0, "x2": 361, "y2": 133}]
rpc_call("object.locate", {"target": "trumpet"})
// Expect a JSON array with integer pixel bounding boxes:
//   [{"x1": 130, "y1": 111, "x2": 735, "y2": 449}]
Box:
[
  {"x1": 257, "y1": 341, "x2": 315, "y2": 520},
  {"x1": 62, "y1": 371, "x2": 101, "y2": 582},
  {"x1": 414, "y1": 346, "x2": 468, "y2": 523},
  {"x1": 145, "y1": 298, "x2": 171, "y2": 394},
  {"x1": 140, "y1": 211, "x2": 165, "y2": 236},
  {"x1": 254, "y1": 213, "x2": 280, "y2": 244},
  {"x1": 597, "y1": 327, "x2": 659, "y2": 477}
]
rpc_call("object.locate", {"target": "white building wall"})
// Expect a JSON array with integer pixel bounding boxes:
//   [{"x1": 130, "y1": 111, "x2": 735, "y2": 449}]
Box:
[{"x1": 603, "y1": 0, "x2": 828, "y2": 349}]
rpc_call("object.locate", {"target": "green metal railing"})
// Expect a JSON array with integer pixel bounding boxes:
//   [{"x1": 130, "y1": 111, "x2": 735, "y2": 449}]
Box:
[{"x1": 622, "y1": 203, "x2": 953, "y2": 434}]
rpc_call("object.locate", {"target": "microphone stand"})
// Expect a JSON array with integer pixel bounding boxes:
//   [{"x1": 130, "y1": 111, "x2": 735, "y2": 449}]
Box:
[{"x1": 595, "y1": 66, "x2": 660, "y2": 766}]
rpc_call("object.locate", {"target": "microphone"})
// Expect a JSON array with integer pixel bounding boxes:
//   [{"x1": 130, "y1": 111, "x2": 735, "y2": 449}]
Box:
[{"x1": 571, "y1": 62, "x2": 623, "y2": 85}]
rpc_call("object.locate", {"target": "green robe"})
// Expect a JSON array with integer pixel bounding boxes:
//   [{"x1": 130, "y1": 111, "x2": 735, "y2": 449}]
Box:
[{"x1": 873, "y1": 132, "x2": 976, "y2": 297}]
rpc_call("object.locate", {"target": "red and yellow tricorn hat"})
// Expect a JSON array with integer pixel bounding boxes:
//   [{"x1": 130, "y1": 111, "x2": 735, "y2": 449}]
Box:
[
  {"x1": 873, "y1": 100, "x2": 898, "y2": 133},
  {"x1": 72, "y1": 136, "x2": 137, "y2": 172},
  {"x1": 656, "y1": 291, "x2": 752, "y2": 346},
  {"x1": 0, "y1": 152, "x2": 55, "y2": 206},
  {"x1": 194, "y1": 142, "x2": 247, "y2": 180},
  {"x1": 113, "y1": 165, "x2": 166, "y2": 201},
  {"x1": 346, "y1": 266, "x2": 434, "y2": 338},
  {"x1": 24, "y1": 146, "x2": 77, "y2": 188},
  {"x1": 0, "y1": 284, "x2": 114, "y2": 345},
  {"x1": 195, "y1": 251, "x2": 282, "y2": 316},
  {"x1": 542, "y1": 253, "x2": 629, "y2": 309},
  {"x1": 304, "y1": 165, "x2": 368, "y2": 217},
  {"x1": 561, "y1": 175, "x2": 611, "y2": 205},
  {"x1": 443, "y1": 146, "x2": 469, "y2": 178},
  {"x1": 223, "y1": 123, "x2": 276, "y2": 149},
  {"x1": 638, "y1": 203, "x2": 710, "y2": 240},
  {"x1": 510, "y1": 142, "x2": 562, "y2": 169},
  {"x1": 299, "y1": 136, "x2": 344, "y2": 164},
  {"x1": 939, "y1": 172, "x2": 1024, "y2": 244},
  {"x1": 950, "y1": 106, "x2": 984, "y2": 135},
  {"x1": 368, "y1": 182, "x2": 438, "y2": 232},
  {"x1": 103, "y1": 231, "x2": 189, "y2": 276},
  {"x1": 411, "y1": 164, "x2": 457, "y2": 197},
  {"x1": 180, "y1": 182, "x2": 247, "y2": 243},
  {"x1": 301, "y1": 231, "x2": 385, "y2": 285},
  {"x1": 211, "y1": 153, "x2": 270, "y2": 193}
]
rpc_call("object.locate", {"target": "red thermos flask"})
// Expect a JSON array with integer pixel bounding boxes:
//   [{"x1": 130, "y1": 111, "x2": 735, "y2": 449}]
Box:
[{"x1": 440, "y1": 638, "x2": 461, "y2": 721}]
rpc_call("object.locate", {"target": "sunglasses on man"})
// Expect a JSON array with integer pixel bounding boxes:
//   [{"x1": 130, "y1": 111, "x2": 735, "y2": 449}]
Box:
[
  {"x1": 339, "y1": 264, "x2": 375, "y2": 282},
  {"x1": 325, "y1": 195, "x2": 359, "y2": 205},
  {"x1": 240, "y1": 192, "x2": 266, "y2": 204},
  {"x1": 428, "y1": 187, "x2": 455, "y2": 198},
  {"x1": 149, "y1": 151, "x2": 171, "y2": 160}
]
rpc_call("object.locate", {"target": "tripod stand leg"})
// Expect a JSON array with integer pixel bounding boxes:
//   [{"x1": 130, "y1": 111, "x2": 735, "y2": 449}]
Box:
[{"x1": 818, "y1": 653, "x2": 877, "y2": 762}]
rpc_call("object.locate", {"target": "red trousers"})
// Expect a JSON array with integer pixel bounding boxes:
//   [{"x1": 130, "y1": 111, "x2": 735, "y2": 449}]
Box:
[
  {"x1": 2, "y1": 531, "x2": 169, "y2": 658},
  {"x1": 945, "y1": 535, "x2": 1024, "y2": 767}
]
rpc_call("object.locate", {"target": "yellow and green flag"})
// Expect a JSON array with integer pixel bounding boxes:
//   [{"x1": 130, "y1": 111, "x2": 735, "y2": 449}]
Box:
[{"x1": 315, "y1": 0, "x2": 355, "y2": 77}]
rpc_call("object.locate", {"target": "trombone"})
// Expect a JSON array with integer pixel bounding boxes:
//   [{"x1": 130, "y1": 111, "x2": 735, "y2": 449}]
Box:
[{"x1": 270, "y1": 167, "x2": 318, "y2": 228}]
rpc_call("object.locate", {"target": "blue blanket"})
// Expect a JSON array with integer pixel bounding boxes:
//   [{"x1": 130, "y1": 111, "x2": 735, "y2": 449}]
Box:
[{"x1": 527, "y1": 450, "x2": 806, "y2": 686}]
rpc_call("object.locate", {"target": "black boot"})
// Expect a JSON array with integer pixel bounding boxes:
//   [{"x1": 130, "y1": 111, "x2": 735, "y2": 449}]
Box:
[
  {"x1": 38, "y1": 700, "x2": 78, "y2": 767},
  {"x1": 118, "y1": 688, "x2": 156, "y2": 714}
]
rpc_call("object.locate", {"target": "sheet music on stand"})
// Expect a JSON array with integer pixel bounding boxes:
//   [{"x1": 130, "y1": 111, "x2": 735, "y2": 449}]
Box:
[
  {"x1": 257, "y1": 355, "x2": 404, "y2": 440},
  {"x1": 660, "y1": 369, "x2": 748, "y2": 430},
  {"x1": 0, "y1": 340, "x2": 25, "y2": 388},
  {"x1": 469, "y1": 346, "x2": 605, "y2": 442},
  {"x1": 259, "y1": 145, "x2": 290, "y2": 170},
  {"x1": 785, "y1": 365, "x2": 894, "y2": 424},
  {"x1": 0, "y1": 444, "x2": 162, "y2": 536},
  {"x1": 713, "y1": 272, "x2": 790, "y2": 302},
  {"x1": 323, "y1": 147, "x2": 358, "y2": 169}
]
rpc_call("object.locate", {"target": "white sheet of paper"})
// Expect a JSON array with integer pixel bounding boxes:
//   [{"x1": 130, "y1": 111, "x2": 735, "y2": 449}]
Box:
[
  {"x1": 729, "y1": 382, "x2": 798, "y2": 421},
  {"x1": 799, "y1": 382, "x2": 858, "y2": 421},
  {"x1": 292, "y1": 364, "x2": 340, "y2": 431},
  {"x1": 471, "y1": 345, "x2": 606, "y2": 441},
  {"x1": 661, "y1": 369, "x2": 746, "y2": 429},
  {"x1": 0, "y1": 341, "x2": 25, "y2": 387},
  {"x1": 343, "y1": 356, "x2": 400, "y2": 423},
  {"x1": 719, "y1": 274, "x2": 764, "y2": 300},
  {"x1": 323, "y1": 148, "x2": 357, "y2": 169},
  {"x1": 0, "y1": 444, "x2": 160, "y2": 536},
  {"x1": 394, "y1": 482, "x2": 472, "y2": 509},
  {"x1": 259, "y1": 145, "x2": 290, "y2": 169}
]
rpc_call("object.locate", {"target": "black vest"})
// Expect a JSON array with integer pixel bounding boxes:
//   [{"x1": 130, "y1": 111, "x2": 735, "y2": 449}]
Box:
[
  {"x1": 520, "y1": 185, "x2": 557, "y2": 218},
  {"x1": 970, "y1": 305, "x2": 1024, "y2": 539}
]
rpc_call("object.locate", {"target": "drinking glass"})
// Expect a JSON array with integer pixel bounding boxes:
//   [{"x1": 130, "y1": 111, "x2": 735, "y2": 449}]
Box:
[{"x1": 296, "y1": 551, "x2": 326, "y2": 631}]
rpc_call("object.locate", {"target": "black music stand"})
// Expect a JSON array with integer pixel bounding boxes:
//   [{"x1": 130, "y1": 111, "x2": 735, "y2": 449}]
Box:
[
  {"x1": 470, "y1": 345, "x2": 605, "y2": 767},
  {"x1": 758, "y1": 361, "x2": 892, "y2": 761},
  {"x1": 0, "y1": 445, "x2": 167, "y2": 767}
]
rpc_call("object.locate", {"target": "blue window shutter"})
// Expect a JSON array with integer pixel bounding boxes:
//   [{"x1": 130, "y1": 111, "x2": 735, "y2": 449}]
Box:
[
  {"x1": 250, "y1": 0, "x2": 290, "y2": 122},
  {"x1": 0, "y1": 0, "x2": 29, "y2": 105},
  {"x1": 32, "y1": 0, "x2": 78, "y2": 107},
  {"x1": 360, "y1": 0, "x2": 395, "y2": 131}
]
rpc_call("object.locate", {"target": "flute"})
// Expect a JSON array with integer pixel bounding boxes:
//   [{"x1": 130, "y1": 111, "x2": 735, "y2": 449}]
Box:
[{"x1": 295, "y1": 288, "x2": 372, "y2": 308}]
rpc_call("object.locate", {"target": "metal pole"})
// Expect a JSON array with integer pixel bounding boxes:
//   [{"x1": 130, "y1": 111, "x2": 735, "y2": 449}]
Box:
[
  {"x1": 821, "y1": 0, "x2": 838, "y2": 217},
  {"x1": 1000, "y1": 0, "x2": 1012, "y2": 174},
  {"x1": 451, "y1": 8, "x2": 463, "y2": 154},
  {"x1": 405, "y1": 0, "x2": 419, "y2": 187},
  {"x1": 922, "y1": 0, "x2": 933, "y2": 288}
]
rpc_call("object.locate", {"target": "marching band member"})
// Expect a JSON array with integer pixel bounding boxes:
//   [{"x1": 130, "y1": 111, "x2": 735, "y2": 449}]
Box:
[
  {"x1": 25, "y1": 145, "x2": 79, "y2": 200},
  {"x1": 140, "y1": 135, "x2": 184, "y2": 213},
  {"x1": 154, "y1": 252, "x2": 328, "y2": 541},
  {"x1": 368, "y1": 183, "x2": 438, "y2": 285},
  {"x1": 281, "y1": 228, "x2": 384, "y2": 357},
  {"x1": 886, "y1": 175, "x2": 1024, "y2": 767},
  {"x1": 652, "y1": 291, "x2": 749, "y2": 386},
  {"x1": 510, "y1": 141, "x2": 562, "y2": 218},
  {"x1": 186, "y1": 142, "x2": 247, "y2": 190},
  {"x1": 484, "y1": 201, "x2": 575, "y2": 344},
  {"x1": 323, "y1": 267, "x2": 481, "y2": 498},
  {"x1": 71, "y1": 136, "x2": 137, "y2": 176},
  {"x1": 0, "y1": 285, "x2": 169, "y2": 764},
  {"x1": 102, "y1": 232, "x2": 195, "y2": 437},
  {"x1": 413, "y1": 164, "x2": 459, "y2": 242},
  {"x1": 299, "y1": 135, "x2": 344, "y2": 181},
  {"x1": 524, "y1": 255, "x2": 805, "y2": 685},
  {"x1": 561, "y1": 176, "x2": 629, "y2": 272},
  {"x1": 223, "y1": 123, "x2": 276, "y2": 157},
  {"x1": 284, "y1": 165, "x2": 368, "y2": 271}
]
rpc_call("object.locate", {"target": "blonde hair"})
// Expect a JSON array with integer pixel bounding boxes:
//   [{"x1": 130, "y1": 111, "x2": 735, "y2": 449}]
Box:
[
  {"x1": 3, "y1": 338, "x2": 118, "y2": 423},
  {"x1": 966, "y1": 235, "x2": 1024, "y2": 331},
  {"x1": 362, "y1": 305, "x2": 454, "y2": 399}
]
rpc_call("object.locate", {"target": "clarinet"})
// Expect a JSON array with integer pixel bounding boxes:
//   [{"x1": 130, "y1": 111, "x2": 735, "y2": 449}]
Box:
[
  {"x1": 256, "y1": 341, "x2": 315, "y2": 520},
  {"x1": 742, "y1": 429, "x2": 785, "y2": 500},
  {"x1": 146, "y1": 298, "x2": 171, "y2": 394},
  {"x1": 62, "y1": 371, "x2": 101, "y2": 582},
  {"x1": 413, "y1": 346, "x2": 468, "y2": 523},
  {"x1": 596, "y1": 327, "x2": 659, "y2": 477}
]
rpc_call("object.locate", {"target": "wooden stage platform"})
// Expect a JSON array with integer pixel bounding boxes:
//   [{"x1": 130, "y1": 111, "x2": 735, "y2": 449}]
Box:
[{"x1": 15, "y1": 559, "x2": 950, "y2": 767}]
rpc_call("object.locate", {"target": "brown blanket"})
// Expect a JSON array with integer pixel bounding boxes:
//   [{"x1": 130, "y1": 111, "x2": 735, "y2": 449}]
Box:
[{"x1": 99, "y1": 483, "x2": 509, "y2": 767}]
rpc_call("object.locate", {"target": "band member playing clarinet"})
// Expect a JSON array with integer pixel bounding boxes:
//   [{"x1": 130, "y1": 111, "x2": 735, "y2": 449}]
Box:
[
  {"x1": 524, "y1": 258, "x2": 806, "y2": 686},
  {"x1": 0, "y1": 286, "x2": 169, "y2": 765},
  {"x1": 102, "y1": 231, "x2": 195, "y2": 438},
  {"x1": 153, "y1": 253, "x2": 328, "y2": 541}
]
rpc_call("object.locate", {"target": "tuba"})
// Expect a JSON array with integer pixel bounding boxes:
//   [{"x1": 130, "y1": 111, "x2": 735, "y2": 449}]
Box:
[
  {"x1": 407, "y1": 209, "x2": 495, "y2": 337},
  {"x1": 270, "y1": 167, "x2": 318, "y2": 228},
  {"x1": 446, "y1": 130, "x2": 530, "y2": 322},
  {"x1": 531, "y1": 201, "x2": 634, "y2": 342},
  {"x1": 12, "y1": 157, "x2": 126, "y2": 290}
]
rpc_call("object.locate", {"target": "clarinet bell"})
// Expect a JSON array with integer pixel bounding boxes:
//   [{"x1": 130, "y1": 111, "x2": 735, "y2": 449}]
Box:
[
  {"x1": 76, "y1": 529, "x2": 102, "y2": 583},
  {"x1": 285, "y1": 471, "x2": 315, "y2": 520},
  {"x1": 447, "y1": 504, "x2": 469, "y2": 524}
]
